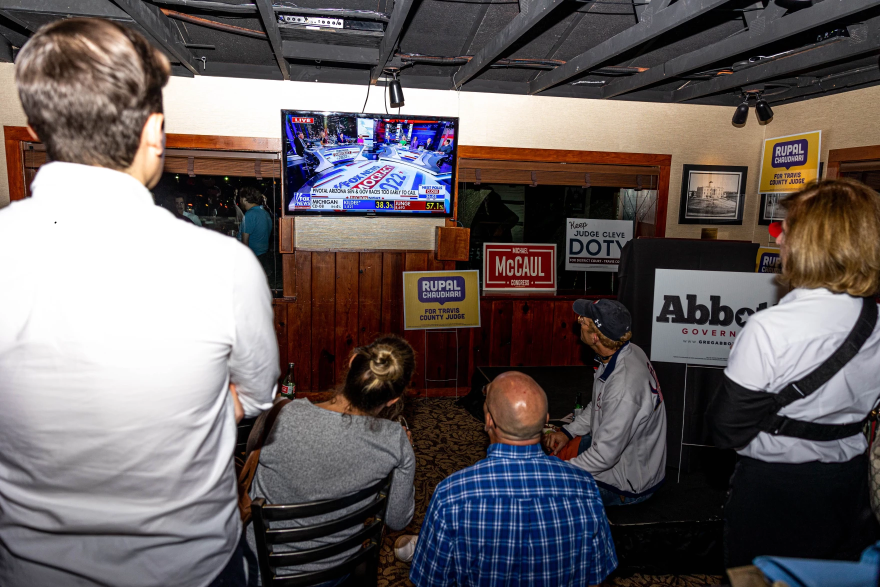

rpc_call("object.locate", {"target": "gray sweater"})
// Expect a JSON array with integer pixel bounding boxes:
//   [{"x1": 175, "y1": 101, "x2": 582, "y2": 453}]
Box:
[{"x1": 246, "y1": 398, "x2": 415, "y2": 576}]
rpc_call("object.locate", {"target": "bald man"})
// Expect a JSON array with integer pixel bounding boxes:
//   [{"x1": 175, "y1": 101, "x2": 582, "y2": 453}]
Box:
[{"x1": 402, "y1": 372, "x2": 617, "y2": 587}]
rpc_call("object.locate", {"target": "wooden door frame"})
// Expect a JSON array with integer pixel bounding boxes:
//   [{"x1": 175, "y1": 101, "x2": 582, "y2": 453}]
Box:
[
  {"x1": 4, "y1": 126, "x2": 281, "y2": 202},
  {"x1": 826, "y1": 144, "x2": 880, "y2": 179},
  {"x1": 453, "y1": 145, "x2": 672, "y2": 237}
]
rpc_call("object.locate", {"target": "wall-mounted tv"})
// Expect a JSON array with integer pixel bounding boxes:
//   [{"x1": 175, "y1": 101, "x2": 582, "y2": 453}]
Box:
[{"x1": 282, "y1": 110, "x2": 458, "y2": 216}]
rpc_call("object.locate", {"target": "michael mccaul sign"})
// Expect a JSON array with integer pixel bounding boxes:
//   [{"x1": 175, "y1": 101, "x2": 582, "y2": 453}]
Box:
[
  {"x1": 565, "y1": 218, "x2": 633, "y2": 272},
  {"x1": 650, "y1": 269, "x2": 786, "y2": 366}
]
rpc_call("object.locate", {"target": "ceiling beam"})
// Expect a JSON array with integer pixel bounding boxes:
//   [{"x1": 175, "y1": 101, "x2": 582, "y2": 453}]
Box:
[
  {"x1": 529, "y1": 0, "x2": 728, "y2": 95},
  {"x1": 769, "y1": 64, "x2": 880, "y2": 103},
  {"x1": 673, "y1": 18, "x2": 880, "y2": 102},
  {"x1": 601, "y1": 0, "x2": 880, "y2": 99},
  {"x1": 253, "y1": 0, "x2": 289, "y2": 80},
  {"x1": 110, "y1": 0, "x2": 200, "y2": 75},
  {"x1": 371, "y1": 0, "x2": 418, "y2": 83},
  {"x1": 454, "y1": 0, "x2": 565, "y2": 89},
  {"x1": 283, "y1": 40, "x2": 379, "y2": 65},
  {"x1": 0, "y1": 32, "x2": 11, "y2": 62}
]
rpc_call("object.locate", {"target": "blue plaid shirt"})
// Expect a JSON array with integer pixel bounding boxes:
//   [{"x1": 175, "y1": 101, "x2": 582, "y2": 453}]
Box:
[{"x1": 410, "y1": 443, "x2": 617, "y2": 586}]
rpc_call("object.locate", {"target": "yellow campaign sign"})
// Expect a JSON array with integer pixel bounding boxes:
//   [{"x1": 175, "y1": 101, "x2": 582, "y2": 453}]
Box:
[
  {"x1": 759, "y1": 131, "x2": 821, "y2": 193},
  {"x1": 756, "y1": 247, "x2": 781, "y2": 274},
  {"x1": 403, "y1": 270, "x2": 481, "y2": 330}
]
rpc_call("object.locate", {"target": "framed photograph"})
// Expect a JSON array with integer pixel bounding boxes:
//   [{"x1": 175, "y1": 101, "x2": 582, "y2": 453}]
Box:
[
  {"x1": 758, "y1": 193, "x2": 787, "y2": 225},
  {"x1": 678, "y1": 164, "x2": 748, "y2": 225},
  {"x1": 757, "y1": 162, "x2": 822, "y2": 225}
]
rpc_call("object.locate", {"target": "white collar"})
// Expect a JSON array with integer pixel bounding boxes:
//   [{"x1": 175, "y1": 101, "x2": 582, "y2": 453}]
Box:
[
  {"x1": 30, "y1": 161, "x2": 154, "y2": 207},
  {"x1": 780, "y1": 287, "x2": 847, "y2": 305}
]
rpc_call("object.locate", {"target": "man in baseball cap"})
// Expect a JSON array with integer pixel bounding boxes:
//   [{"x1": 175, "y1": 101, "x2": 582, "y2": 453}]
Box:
[{"x1": 543, "y1": 299, "x2": 668, "y2": 506}]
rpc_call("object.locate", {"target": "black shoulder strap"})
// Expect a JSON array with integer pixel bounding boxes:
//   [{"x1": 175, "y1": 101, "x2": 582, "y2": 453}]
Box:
[
  {"x1": 246, "y1": 398, "x2": 291, "y2": 455},
  {"x1": 773, "y1": 297, "x2": 878, "y2": 409}
]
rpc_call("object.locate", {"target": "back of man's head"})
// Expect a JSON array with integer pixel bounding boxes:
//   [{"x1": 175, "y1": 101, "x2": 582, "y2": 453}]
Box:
[
  {"x1": 240, "y1": 187, "x2": 264, "y2": 206},
  {"x1": 486, "y1": 372, "x2": 548, "y2": 442},
  {"x1": 15, "y1": 18, "x2": 170, "y2": 171}
]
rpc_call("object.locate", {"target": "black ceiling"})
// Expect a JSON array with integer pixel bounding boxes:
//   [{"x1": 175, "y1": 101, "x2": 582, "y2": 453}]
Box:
[{"x1": 1, "y1": 0, "x2": 880, "y2": 107}]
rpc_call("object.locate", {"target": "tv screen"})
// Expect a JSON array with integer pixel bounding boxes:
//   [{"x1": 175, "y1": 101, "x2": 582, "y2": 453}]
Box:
[{"x1": 282, "y1": 110, "x2": 458, "y2": 216}]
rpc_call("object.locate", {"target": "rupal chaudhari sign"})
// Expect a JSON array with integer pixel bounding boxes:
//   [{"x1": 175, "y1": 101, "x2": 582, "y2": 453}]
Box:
[
  {"x1": 403, "y1": 270, "x2": 481, "y2": 330},
  {"x1": 565, "y1": 218, "x2": 633, "y2": 272},
  {"x1": 650, "y1": 269, "x2": 787, "y2": 367},
  {"x1": 759, "y1": 131, "x2": 822, "y2": 193}
]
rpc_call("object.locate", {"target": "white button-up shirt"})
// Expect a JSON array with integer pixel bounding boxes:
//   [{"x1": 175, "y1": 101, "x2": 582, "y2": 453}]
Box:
[
  {"x1": 0, "y1": 162, "x2": 278, "y2": 587},
  {"x1": 725, "y1": 287, "x2": 880, "y2": 464}
]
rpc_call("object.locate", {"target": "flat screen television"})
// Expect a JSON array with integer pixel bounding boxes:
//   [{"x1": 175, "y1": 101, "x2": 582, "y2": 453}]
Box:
[{"x1": 282, "y1": 110, "x2": 458, "y2": 216}]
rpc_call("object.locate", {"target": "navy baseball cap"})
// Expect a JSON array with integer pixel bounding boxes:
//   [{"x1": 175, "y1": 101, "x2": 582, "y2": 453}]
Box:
[{"x1": 573, "y1": 299, "x2": 632, "y2": 341}]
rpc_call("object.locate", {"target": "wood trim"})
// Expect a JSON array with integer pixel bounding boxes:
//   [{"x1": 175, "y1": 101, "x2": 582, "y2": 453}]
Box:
[
  {"x1": 826, "y1": 145, "x2": 880, "y2": 180},
  {"x1": 4, "y1": 131, "x2": 26, "y2": 203},
  {"x1": 827, "y1": 145, "x2": 880, "y2": 164},
  {"x1": 165, "y1": 134, "x2": 281, "y2": 153},
  {"x1": 3, "y1": 127, "x2": 282, "y2": 202},
  {"x1": 655, "y1": 163, "x2": 671, "y2": 238},
  {"x1": 456, "y1": 145, "x2": 671, "y2": 238},
  {"x1": 457, "y1": 145, "x2": 672, "y2": 167}
]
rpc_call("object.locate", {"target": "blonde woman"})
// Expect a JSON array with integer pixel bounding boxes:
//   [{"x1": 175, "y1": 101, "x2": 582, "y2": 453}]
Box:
[{"x1": 709, "y1": 179, "x2": 880, "y2": 567}]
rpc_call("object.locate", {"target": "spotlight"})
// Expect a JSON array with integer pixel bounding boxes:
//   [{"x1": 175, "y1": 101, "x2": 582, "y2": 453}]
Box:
[
  {"x1": 388, "y1": 72, "x2": 405, "y2": 108},
  {"x1": 755, "y1": 97, "x2": 774, "y2": 123},
  {"x1": 732, "y1": 98, "x2": 750, "y2": 126}
]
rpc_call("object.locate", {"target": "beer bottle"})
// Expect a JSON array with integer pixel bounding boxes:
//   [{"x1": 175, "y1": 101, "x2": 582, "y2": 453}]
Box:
[
  {"x1": 573, "y1": 390, "x2": 584, "y2": 418},
  {"x1": 280, "y1": 363, "x2": 296, "y2": 400}
]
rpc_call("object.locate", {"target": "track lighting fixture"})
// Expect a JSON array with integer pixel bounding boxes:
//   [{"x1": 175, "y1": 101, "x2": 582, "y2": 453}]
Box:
[
  {"x1": 388, "y1": 71, "x2": 405, "y2": 108},
  {"x1": 732, "y1": 96, "x2": 750, "y2": 126},
  {"x1": 755, "y1": 96, "x2": 774, "y2": 123},
  {"x1": 731, "y1": 90, "x2": 774, "y2": 127}
]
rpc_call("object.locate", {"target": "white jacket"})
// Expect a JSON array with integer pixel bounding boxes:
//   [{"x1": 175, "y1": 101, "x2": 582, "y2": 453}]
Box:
[{"x1": 563, "y1": 343, "x2": 667, "y2": 496}]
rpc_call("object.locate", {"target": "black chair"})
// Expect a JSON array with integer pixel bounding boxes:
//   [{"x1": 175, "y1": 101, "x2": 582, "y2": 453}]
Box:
[{"x1": 251, "y1": 473, "x2": 393, "y2": 587}]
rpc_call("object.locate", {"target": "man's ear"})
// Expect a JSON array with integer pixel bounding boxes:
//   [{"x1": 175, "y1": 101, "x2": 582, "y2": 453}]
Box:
[
  {"x1": 141, "y1": 113, "x2": 165, "y2": 156},
  {"x1": 26, "y1": 125, "x2": 39, "y2": 142}
]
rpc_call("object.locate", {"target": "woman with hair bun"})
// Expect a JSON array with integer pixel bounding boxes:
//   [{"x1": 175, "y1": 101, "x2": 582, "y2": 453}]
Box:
[{"x1": 245, "y1": 335, "x2": 416, "y2": 585}]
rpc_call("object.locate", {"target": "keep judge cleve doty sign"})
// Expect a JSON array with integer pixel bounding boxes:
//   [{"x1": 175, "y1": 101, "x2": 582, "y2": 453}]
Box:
[{"x1": 482, "y1": 243, "x2": 556, "y2": 293}]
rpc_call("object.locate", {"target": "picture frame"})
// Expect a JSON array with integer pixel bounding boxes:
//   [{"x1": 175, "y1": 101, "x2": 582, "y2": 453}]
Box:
[
  {"x1": 677, "y1": 164, "x2": 748, "y2": 225},
  {"x1": 757, "y1": 162, "x2": 822, "y2": 225},
  {"x1": 757, "y1": 193, "x2": 787, "y2": 226}
]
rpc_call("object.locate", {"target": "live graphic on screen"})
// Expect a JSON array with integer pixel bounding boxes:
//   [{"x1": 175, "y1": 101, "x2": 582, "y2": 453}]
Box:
[{"x1": 282, "y1": 110, "x2": 458, "y2": 216}]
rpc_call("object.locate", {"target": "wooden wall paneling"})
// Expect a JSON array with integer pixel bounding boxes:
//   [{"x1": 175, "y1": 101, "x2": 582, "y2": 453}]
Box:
[
  {"x1": 472, "y1": 300, "x2": 493, "y2": 369},
  {"x1": 531, "y1": 301, "x2": 556, "y2": 366},
  {"x1": 380, "y1": 252, "x2": 404, "y2": 334},
  {"x1": 403, "y1": 252, "x2": 429, "y2": 389},
  {"x1": 550, "y1": 301, "x2": 578, "y2": 366},
  {"x1": 335, "y1": 252, "x2": 360, "y2": 385},
  {"x1": 457, "y1": 146, "x2": 672, "y2": 166},
  {"x1": 288, "y1": 251, "x2": 312, "y2": 391},
  {"x1": 509, "y1": 300, "x2": 534, "y2": 367},
  {"x1": 311, "y1": 252, "x2": 337, "y2": 391},
  {"x1": 282, "y1": 254, "x2": 296, "y2": 298},
  {"x1": 358, "y1": 252, "x2": 384, "y2": 345},
  {"x1": 489, "y1": 301, "x2": 513, "y2": 367},
  {"x1": 273, "y1": 301, "x2": 289, "y2": 374}
]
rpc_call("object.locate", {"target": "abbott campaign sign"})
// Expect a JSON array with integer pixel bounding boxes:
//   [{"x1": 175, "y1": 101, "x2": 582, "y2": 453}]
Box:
[
  {"x1": 565, "y1": 218, "x2": 633, "y2": 272},
  {"x1": 650, "y1": 269, "x2": 786, "y2": 366},
  {"x1": 403, "y1": 270, "x2": 480, "y2": 330},
  {"x1": 759, "y1": 131, "x2": 821, "y2": 193},
  {"x1": 483, "y1": 244, "x2": 556, "y2": 292}
]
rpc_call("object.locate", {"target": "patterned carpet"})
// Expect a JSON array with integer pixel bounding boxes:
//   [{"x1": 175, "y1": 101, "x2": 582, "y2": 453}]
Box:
[{"x1": 372, "y1": 397, "x2": 722, "y2": 587}]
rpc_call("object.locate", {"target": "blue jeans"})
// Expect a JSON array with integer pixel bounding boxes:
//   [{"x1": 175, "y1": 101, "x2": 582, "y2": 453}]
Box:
[{"x1": 578, "y1": 434, "x2": 653, "y2": 508}]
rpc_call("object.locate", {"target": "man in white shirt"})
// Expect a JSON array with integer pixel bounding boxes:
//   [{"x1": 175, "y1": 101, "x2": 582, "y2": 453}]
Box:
[
  {"x1": 0, "y1": 18, "x2": 278, "y2": 587},
  {"x1": 544, "y1": 299, "x2": 667, "y2": 506}
]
